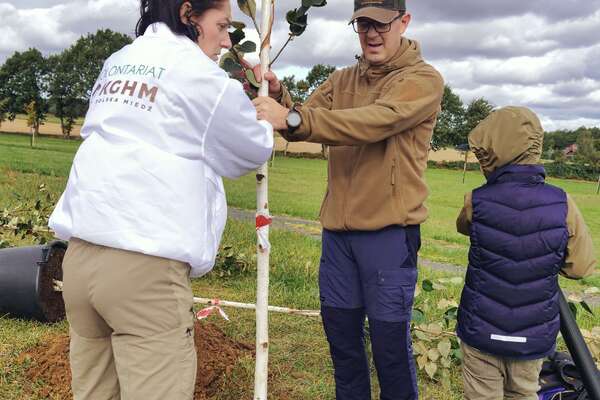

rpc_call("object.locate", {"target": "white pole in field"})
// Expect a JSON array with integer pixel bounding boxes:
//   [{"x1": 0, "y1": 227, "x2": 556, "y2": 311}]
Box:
[{"x1": 254, "y1": 0, "x2": 273, "y2": 398}]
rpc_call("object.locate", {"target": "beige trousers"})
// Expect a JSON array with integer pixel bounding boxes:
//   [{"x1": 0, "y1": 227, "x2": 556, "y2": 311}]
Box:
[
  {"x1": 461, "y1": 342, "x2": 543, "y2": 400},
  {"x1": 62, "y1": 238, "x2": 197, "y2": 400}
]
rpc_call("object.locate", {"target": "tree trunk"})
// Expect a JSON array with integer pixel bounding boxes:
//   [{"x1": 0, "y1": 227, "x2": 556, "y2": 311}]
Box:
[
  {"x1": 30, "y1": 126, "x2": 36, "y2": 148},
  {"x1": 59, "y1": 115, "x2": 66, "y2": 138},
  {"x1": 254, "y1": 1, "x2": 273, "y2": 399},
  {"x1": 462, "y1": 151, "x2": 469, "y2": 183}
]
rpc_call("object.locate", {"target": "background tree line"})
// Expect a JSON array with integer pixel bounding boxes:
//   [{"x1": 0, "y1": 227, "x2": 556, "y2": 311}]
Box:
[
  {"x1": 0, "y1": 29, "x2": 597, "y2": 169},
  {"x1": 0, "y1": 29, "x2": 132, "y2": 137}
]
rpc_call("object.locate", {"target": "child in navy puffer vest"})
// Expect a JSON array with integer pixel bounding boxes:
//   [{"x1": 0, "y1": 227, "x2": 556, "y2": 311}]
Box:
[{"x1": 455, "y1": 106, "x2": 596, "y2": 400}]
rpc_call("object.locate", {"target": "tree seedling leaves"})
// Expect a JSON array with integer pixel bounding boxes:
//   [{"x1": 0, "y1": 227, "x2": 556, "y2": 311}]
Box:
[
  {"x1": 222, "y1": 58, "x2": 242, "y2": 74},
  {"x1": 231, "y1": 21, "x2": 246, "y2": 30},
  {"x1": 245, "y1": 69, "x2": 261, "y2": 89},
  {"x1": 238, "y1": 0, "x2": 257, "y2": 20},
  {"x1": 239, "y1": 40, "x2": 257, "y2": 53},
  {"x1": 229, "y1": 29, "x2": 246, "y2": 46},
  {"x1": 286, "y1": 10, "x2": 308, "y2": 36},
  {"x1": 302, "y1": 0, "x2": 327, "y2": 7}
]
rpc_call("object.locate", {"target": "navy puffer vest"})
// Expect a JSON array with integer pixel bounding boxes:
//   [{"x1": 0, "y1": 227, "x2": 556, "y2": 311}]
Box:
[{"x1": 457, "y1": 165, "x2": 569, "y2": 359}]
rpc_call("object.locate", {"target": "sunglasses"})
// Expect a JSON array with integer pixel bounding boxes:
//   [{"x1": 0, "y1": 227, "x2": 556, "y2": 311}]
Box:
[{"x1": 352, "y1": 14, "x2": 404, "y2": 34}]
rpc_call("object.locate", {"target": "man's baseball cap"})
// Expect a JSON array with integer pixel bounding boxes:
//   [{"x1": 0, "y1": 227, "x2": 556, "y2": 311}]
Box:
[{"x1": 350, "y1": 0, "x2": 406, "y2": 23}]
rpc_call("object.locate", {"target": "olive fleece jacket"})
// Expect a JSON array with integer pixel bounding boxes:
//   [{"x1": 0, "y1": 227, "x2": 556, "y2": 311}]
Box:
[{"x1": 279, "y1": 38, "x2": 444, "y2": 231}]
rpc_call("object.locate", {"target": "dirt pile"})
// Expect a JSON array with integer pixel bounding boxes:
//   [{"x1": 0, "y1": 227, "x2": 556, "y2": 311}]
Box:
[{"x1": 19, "y1": 320, "x2": 252, "y2": 399}]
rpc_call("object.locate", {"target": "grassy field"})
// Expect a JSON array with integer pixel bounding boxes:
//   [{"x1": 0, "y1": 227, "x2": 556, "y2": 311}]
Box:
[
  {"x1": 2, "y1": 132, "x2": 598, "y2": 268},
  {"x1": 1, "y1": 132, "x2": 599, "y2": 399}
]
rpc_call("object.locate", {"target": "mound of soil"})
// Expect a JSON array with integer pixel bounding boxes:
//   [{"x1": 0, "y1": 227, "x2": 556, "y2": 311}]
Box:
[{"x1": 19, "y1": 320, "x2": 252, "y2": 399}]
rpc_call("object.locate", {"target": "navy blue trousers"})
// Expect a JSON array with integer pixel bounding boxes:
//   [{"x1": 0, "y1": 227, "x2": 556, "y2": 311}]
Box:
[{"x1": 320, "y1": 225, "x2": 420, "y2": 400}]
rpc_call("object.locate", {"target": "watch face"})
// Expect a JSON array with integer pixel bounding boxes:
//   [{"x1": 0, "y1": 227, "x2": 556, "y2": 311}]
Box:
[{"x1": 287, "y1": 111, "x2": 302, "y2": 127}]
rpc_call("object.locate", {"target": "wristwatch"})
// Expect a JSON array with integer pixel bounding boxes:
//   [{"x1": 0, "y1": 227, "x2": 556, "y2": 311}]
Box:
[{"x1": 286, "y1": 104, "x2": 302, "y2": 132}]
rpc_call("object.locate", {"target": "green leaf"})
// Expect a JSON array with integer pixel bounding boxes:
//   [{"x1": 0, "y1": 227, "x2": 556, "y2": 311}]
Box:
[
  {"x1": 443, "y1": 307, "x2": 458, "y2": 328},
  {"x1": 231, "y1": 21, "x2": 246, "y2": 30},
  {"x1": 411, "y1": 308, "x2": 425, "y2": 324},
  {"x1": 450, "y1": 337, "x2": 460, "y2": 349},
  {"x1": 414, "y1": 330, "x2": 430, "y2": 342},
  {"x1": 245, "y1": 69, "x2": 261, "y2": 89},
  {"x1": 568, "y1": 301, "x2": 578, "y2": 319},
  {"x1": 222, "y1": 58, "x2": 242, "y2": 74},
  {"x1": 427, "y1": 348, "x2": 440, "y2": 362},
  {"x1": 425, "y1": 362, "x2": 437, "y2": 379},
  {"x1": 438, "y1": 339, "x2": 452, "y2": 358},
  {"x1": 239, "y1": 41, "x2": 257, "y2": 53},
  {"x1": 238, "y1": 0, "x2": 257, "y2": 20},
  {"x1": 229, "y1": 29, "x2": 245, "y2": 46},
  {"x1": 580, "y1": 301, "x2": 595, "y2": 315},
  {"x1": 422, "y1": 279, "x2": 434, "y2": 292},
  {"x1": 417, "y1": 354, "x2": 428, "y2": 369},
  {"x1": 451, "y1": 348, "x2": 463, "y2": 361},
  {"x1": 219, "y1": 52, "x2": 236, "y2": 68},
  {"x1": 444, "y1": 306, "x2": 458, "y2": 319},
  {"x1": 286, "y1": 9, "x2": 308, "y2": 36}
]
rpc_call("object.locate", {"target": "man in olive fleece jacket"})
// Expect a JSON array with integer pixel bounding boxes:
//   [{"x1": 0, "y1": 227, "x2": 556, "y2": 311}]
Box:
[{"x1": 253, "y1": 1, "x2": 443, "y2": 399}]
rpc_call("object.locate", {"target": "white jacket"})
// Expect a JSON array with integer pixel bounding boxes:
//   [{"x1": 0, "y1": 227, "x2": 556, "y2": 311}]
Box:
[{"x1": 49, "y1": 23, "x2": 273, "y2": 277}]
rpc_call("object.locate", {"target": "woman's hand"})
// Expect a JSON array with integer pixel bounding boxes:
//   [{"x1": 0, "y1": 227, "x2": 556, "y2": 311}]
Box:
[
  {"x1": 240, "y1": 59, "x2": 282, "y2": 99},
  {"x1": 252, "y1": 97, "x2": 289, "y2": 130}
]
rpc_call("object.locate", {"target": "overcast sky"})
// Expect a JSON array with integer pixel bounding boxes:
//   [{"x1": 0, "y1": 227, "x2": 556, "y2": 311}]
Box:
[{"x1": 1, "y1": 0, "x2": 599, "y2": 131}]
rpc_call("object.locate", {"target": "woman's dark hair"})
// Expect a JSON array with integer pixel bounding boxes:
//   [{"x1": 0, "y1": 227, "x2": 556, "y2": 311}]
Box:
[{"x1": 135, "y1": 0, "x2": 226, "y2": 39}]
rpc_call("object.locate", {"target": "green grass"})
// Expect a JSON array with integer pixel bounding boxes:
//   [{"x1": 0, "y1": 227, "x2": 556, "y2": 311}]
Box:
[
  {"x1": 0, "y1": 132, "x2": 80, "y2": 176},
  {"x1": 1, "y1": 132, "x2": 598, "y2": 282}
]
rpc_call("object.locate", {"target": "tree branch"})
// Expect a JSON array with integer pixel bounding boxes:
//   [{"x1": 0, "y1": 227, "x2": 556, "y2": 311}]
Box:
[{"x1": 269, "y1": 34, "x2": 294, "y2": 68}]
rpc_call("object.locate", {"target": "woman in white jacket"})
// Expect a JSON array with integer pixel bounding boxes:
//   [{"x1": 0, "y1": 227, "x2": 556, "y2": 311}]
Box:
[{"x1": 49, "y1": 1, "x2": 273, "y2": 399}]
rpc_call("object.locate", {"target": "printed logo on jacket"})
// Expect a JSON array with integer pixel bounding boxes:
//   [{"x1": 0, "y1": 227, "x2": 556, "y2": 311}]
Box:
[{"x1": 90, "y1": 63, "x2": 165, "y2": 112}]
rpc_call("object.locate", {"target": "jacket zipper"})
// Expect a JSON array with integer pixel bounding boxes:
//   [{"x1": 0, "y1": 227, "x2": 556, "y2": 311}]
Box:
[
  {"x1": 391, "y1": 159, "x2": 396, "y2": 195},
  {"x1": 343, "y1": 156, "x2": 360, "y2": 230}
]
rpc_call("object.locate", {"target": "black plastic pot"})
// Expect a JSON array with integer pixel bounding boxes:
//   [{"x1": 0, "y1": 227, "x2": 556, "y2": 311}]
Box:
[{"x1": 0, "y1": 241, "x2": 67, "y2": 323}]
